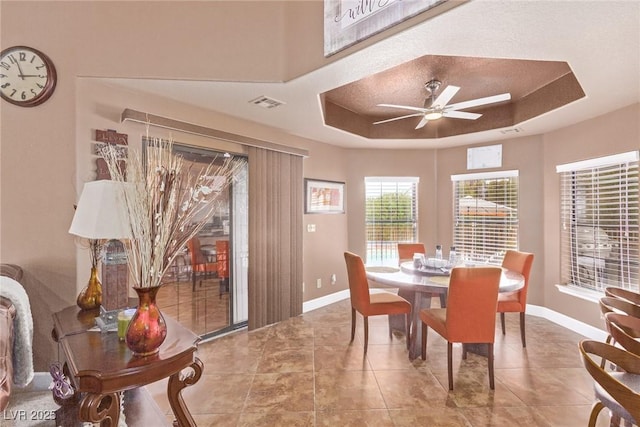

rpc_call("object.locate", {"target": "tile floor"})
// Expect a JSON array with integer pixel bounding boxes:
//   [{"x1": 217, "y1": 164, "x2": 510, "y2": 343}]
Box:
[{"x1": 146, "y1": 298, "x2": 611, "y2": 427}]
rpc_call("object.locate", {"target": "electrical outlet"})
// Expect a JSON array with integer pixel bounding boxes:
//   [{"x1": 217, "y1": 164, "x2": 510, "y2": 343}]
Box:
[
  {"x1": 307, "y1": 224, "x2": 316, "y2": 232},
  {"x1": 330, "y1": 274, "x2": 336, "y2": 285},
  {"x1": 316, "y1": 278, "x2": 322, "y2": 289}
]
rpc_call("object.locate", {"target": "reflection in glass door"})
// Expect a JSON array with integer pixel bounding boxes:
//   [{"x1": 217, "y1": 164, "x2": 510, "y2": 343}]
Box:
[{"x1": 158, "y1": 144, "x2": 248, "y2": 339}]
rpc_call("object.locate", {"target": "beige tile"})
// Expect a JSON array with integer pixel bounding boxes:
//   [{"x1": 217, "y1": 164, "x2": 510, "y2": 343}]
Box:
[
  {"x1": 148, "y1": 291, "x2": 602, "y2": 426},
  {"x1": 316, "y1": 409, "x2": 395, "y2": 426},
  {"x1": 180, "y1": 373, "x2": 254, "y2": 413},
  {"x1": 389, "y1": 407, "x2": 473, "y2": 427},
  {"x1": 243, "y1": 372, "x2": 315, "y2": 412},
  {"x1": 238, "y1": 411, "x2": 315, "y2": 426},
  {"x1": 315, "y1": 370, "x2": 387, "y2": 411}
]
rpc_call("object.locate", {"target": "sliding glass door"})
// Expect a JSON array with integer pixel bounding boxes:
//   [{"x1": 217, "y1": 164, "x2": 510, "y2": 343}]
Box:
[{"x1": 158, "y1": 143, "x2": 248, "y2": 339}]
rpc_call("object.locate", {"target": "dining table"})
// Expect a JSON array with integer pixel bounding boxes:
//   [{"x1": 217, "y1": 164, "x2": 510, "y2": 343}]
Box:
[{"x1": 366, "y1": 262, "x2": 525, "y2": 360}]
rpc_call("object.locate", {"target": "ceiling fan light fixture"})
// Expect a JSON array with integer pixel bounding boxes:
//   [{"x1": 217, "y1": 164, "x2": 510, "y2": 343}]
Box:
[{"x1": 424, "y1": 111, "x2": 443, "y2": 120}]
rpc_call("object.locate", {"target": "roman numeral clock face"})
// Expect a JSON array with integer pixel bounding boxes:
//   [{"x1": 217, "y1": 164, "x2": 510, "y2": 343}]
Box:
[{"x1": 0, "y1": 46, "x2": 57, "y2": 107}]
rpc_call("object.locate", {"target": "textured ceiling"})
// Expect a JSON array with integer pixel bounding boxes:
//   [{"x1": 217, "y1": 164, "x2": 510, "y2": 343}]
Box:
[
  {"x1": 321, "y1": 54, "x2": 585, "y2": 139},
  {"x1": 104, "y1": 1, "x2": 639, "y2": 149}
]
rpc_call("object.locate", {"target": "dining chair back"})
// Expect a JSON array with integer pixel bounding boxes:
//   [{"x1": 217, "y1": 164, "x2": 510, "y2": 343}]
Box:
[
  {"x1": 579, "y1": 339, "x2": 640, "y2": 427},
  {"x1": 344, "y1": 251, "x2": 412, "y2": 353},
  {"x1": 497, "y1": 250, "x2": 534, "y2": 347},
  {"x1": 397, "y1": 243, "x2": 426, "y2": 264},
  {"x1": 605, "y1": 287, "x2": 640, "y2": 306},
  {"x1": 420, "y1": 266, "x2": 502, "y2": 390},
  {"x1": 604, "y1": 312, "x2": 640, "y2": 356}
]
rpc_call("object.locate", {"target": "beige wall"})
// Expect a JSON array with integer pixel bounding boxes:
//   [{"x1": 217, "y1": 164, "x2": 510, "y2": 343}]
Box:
[
  {"x1": 542, "y1": 103, "x2": 640, "y2": 328},
  {"x1": 2, "y1": 1, "x2": 639, "y2": 370}
]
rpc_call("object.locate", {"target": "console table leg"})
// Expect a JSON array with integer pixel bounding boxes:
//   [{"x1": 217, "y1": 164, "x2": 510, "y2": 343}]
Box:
[
  {"x1": 78, "y1": 392, "x2": 120, "y2": 427},
  {"x1": 167, "y1": 357, "x2": 203, "y2": 427}
]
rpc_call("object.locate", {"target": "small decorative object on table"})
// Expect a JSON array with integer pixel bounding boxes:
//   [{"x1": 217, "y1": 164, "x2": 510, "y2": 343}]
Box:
[{"x1": 103, "y1": 138, "x2": 245, "y2": 356}]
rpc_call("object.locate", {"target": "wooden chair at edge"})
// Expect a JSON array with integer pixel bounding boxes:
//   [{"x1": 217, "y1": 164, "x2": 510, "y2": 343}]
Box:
[
  {"x1": 344, "y1": 251, "x2": 412, "y2": 353},
  {"x1": 497, "y1": 250, "x2": 534, "y2": 347},
  {"x1": 579, "y1": 339, "x2": 640, "y2": 427}
]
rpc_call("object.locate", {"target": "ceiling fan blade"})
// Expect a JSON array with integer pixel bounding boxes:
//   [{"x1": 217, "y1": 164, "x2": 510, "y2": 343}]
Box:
[
  {"x1": 373, "y1": 113, "x2": 424, "y2": 125},
  {"x1": 377, "y1": 103, "x2": 428, "y2": 113},
  {"x1": 443, "y1": 110, "x2": 482, "y2": 120},
  {"x1": 431, "y1": 85, "x2": 459, "y2": 108},
  {"x1": 446, "y1": 93, "x2": 511, "y2": 111},
  {"x1": 415, "y1": 116, "x2": 429, "y2": 129}
]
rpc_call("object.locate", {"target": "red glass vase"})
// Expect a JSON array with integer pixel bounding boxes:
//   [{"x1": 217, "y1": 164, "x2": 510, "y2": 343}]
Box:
[{"x1": 125, "y1": 286, "x2": 167, "y2": 357}]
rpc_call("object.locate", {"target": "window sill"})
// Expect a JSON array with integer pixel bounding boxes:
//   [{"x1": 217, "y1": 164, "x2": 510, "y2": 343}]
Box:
[{"x1": 555, "y1": 284, "x2": 602, "y2": 303}]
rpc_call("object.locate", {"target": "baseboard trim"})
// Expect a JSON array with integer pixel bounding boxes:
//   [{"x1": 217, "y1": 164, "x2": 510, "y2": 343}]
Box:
[{"x1": 302, "y1": 291, "x2": 607, "y2": 341}]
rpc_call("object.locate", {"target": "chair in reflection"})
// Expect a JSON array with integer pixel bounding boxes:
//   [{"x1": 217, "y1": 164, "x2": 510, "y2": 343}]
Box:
[
  {"x1": 579, "y1": 339, "x2": 640, "y2": 427},
  {"x1": 497, "y1": 250, "x2": 534, "y2": 347},
  {"x1": 187, "y1": 237, "x2": 218, "y2": 292},
  {"x1": 344, "y1": 251, "x2": 411, "y2": 353},
  {"x1": 420, "y1": 266, "x2": 502, "y2": 390}
]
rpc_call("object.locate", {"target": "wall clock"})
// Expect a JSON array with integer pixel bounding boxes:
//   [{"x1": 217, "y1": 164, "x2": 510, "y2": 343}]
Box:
[{"x1": 0, "y1": 46, "x2": 57, "y2": 107}]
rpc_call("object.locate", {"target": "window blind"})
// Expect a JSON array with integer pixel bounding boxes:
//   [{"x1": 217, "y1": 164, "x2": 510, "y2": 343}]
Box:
[
  {"x1": 365, "y1": 177, "x2": 419, "y2": 265},
  {"x1": 451, "y1": 170, "x2": 519, "y2": 264},
  {"x1": 557, "y1": 151, "x2": 639, "y2": 292}
]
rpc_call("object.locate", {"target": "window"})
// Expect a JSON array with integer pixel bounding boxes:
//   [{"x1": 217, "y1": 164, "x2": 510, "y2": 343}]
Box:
[
  {"x1": 365, "y1": 177, "x2": 419, "y2": 265},
  {"x1": 452, "y1": 170, "x2": 519, "y2": 264},
  {"x1": 557, "y1": 151, "x2": 639, "y2": 292}
]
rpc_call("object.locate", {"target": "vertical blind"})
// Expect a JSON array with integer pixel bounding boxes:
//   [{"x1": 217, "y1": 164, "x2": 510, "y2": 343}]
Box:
[
  {"x1": 557, "y1": 151, "x2": 639, "y2": 292},
  {"x1": 365, "y1": 177, "x2": 419, "y2": 264},
  {"x1": 451, "y1": 170, "x2": 519, "y2": 264}
]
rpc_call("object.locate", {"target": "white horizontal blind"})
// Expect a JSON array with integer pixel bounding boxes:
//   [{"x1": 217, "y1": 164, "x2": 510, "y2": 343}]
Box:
[
  {"x1": 557, "y1": 152, "x2": 639, "y2": 292},
  {"x1": 452, "y1": 170, "x2": 519, "y2": 264},
  {"x1": 365, "y1": 177, "x2": 419, "y2": 265}
]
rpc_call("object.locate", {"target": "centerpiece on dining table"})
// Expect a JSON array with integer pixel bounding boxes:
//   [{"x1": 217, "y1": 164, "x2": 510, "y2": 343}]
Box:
[{"x1": 104, "y1": 138, "x2": 243, "y2": 356}]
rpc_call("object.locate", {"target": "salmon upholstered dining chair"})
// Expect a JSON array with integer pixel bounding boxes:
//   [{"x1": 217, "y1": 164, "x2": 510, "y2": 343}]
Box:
[
  {"x1": 579, "y1": 339, "x2": 640, "y2": 427},
  {"x1": 420, "y1": 266, "x2": 502, "y2": 390},
  {"x1": 187, "y1": 237, "x2": 217, "y2": 292},
  {"x1": 344, "y1": 251, "x2": 412, "y2": 353},
  {"x1": 397, "y1": 243, "x2": 426, "y2": 264},
  {"x1": 497, "y1": 250, "x2": 534, "y2": 347}
]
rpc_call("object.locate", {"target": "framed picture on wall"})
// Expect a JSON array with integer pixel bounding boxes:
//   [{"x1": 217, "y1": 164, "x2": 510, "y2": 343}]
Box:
[
  {"x1": 323, "y1": 0, "x2": 449, "y2": 57},
  {"x1": 305, "y1": 178, "x2": 345, "y2": 214}
]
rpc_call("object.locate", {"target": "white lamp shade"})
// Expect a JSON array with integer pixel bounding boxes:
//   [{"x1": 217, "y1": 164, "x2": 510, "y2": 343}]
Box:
[{"x1": 69, "y1": 180, "x2": 131, "y2": 239}]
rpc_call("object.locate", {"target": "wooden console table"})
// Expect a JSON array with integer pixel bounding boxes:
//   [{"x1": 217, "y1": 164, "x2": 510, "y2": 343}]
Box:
[{"x1": 52, "y1": 305, "x2": 203, "y2": 426}]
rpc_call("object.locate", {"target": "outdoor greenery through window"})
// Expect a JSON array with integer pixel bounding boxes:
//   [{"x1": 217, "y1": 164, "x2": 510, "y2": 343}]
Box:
[
  {"x1": 557, "y1": 151, "x2": 639, "y2": 293},
  {"x1": 365, "y1": 177, "x2": 418, "y2": 265},
  {"x1": 452, "y1": 170, "x2": 519, "y2": 264}
]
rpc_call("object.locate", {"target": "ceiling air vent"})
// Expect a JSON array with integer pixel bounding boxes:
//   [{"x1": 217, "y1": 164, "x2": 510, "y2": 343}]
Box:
[
  {"x1": 249, "y1": 96, "x2": 285, "y2": 109},
  {"x1": 500, "y1": 127, "x2": 525, "y2": 135}
]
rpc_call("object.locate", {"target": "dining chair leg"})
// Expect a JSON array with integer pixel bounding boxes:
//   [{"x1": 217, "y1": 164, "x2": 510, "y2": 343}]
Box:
[
  {"x1": 421, "y1": 322, "x2": 428, "y2": 360},
  {"x1": 350, "y1": 309, "x2": 356, "y2": 343},
  {"x1": 191, "y1": 272, "x2": 197, "y2": 292},
  {"x1": 488, "y1": 343, "x2": 495, "y2": 390},
  {"x1": 519, "y1": 312, "x2": 526, "y2": 347},
  {"x1": 447, "y1": 342, "x2": 454, "y2": 390},
  {"x1": 500, "y1": 312, "x2": 506, "y2": 335},
  {"x1": 587, "y1": 401, "x2": 604, "y2": 427},
  {"x1": 364, "y1": 316, "x2": 369, "y2": 353}
]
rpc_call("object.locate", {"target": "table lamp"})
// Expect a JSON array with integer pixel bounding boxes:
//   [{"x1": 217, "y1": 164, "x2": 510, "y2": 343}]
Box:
[{"x1": 69, "y1": 180, "x2": 130, "y2": 310}]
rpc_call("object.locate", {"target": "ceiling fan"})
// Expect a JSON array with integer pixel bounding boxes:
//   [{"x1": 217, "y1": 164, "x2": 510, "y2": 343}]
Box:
[{"x1": 374, "y1": 79, "x2": 511, "y2": 130}]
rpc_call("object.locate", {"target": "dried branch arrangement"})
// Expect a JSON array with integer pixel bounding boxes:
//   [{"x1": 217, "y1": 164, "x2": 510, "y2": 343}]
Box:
[{"x1": 104, "y1": 138, "x2": 245, "y2": 288}]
